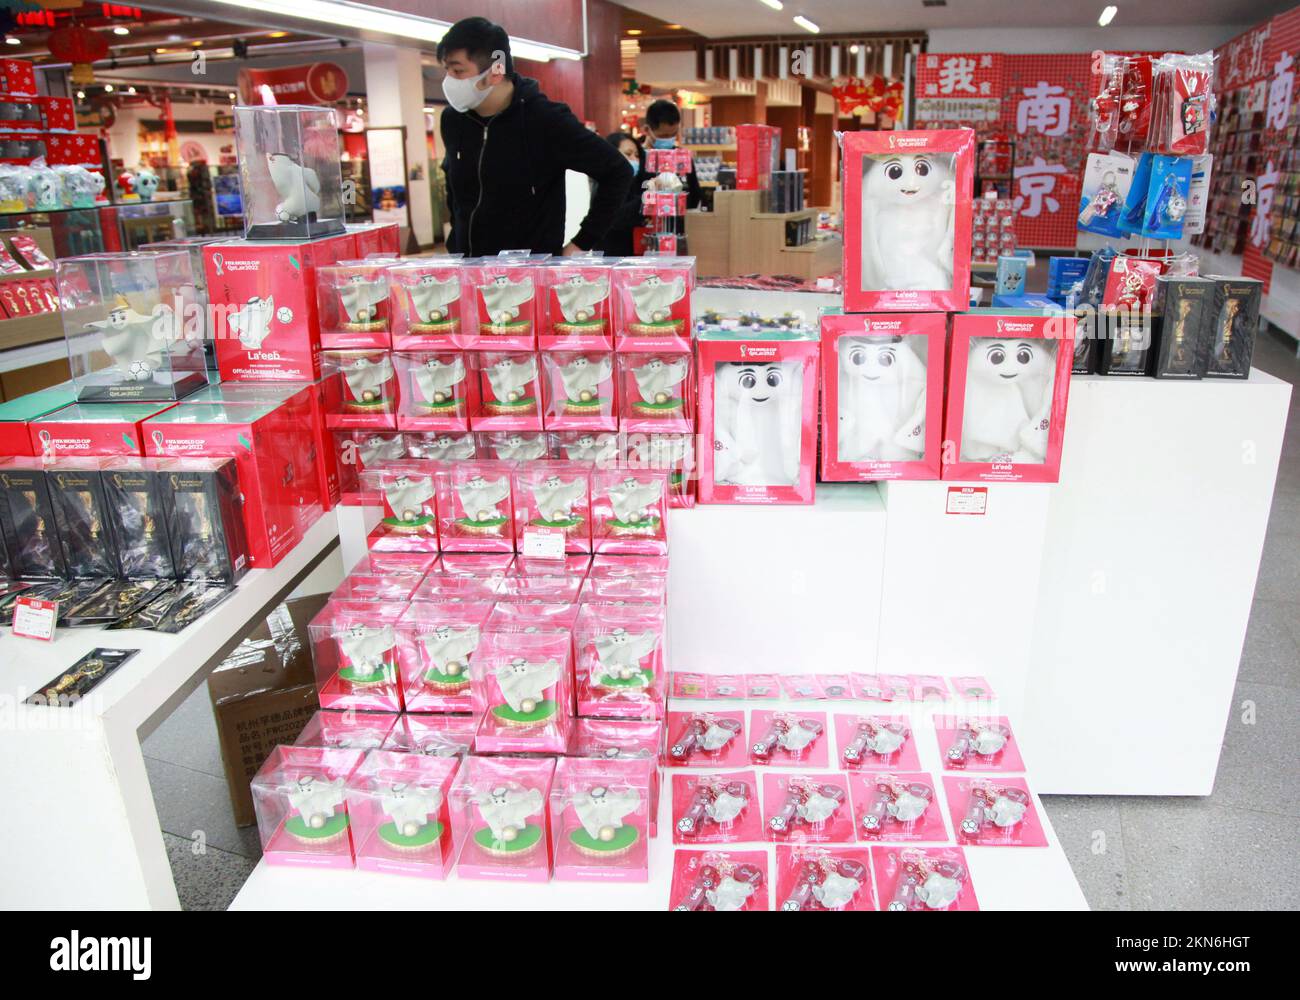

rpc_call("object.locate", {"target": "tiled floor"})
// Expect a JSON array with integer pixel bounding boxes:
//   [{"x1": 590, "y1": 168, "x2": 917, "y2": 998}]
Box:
[{"x1": 143, "y1": 329, "x2": 1300, "y2": 911}]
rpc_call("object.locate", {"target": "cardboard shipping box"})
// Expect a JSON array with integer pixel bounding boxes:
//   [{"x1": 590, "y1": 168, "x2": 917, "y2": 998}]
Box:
[{"x1": 208, "y1": 593, "x2": 328, "y2": 826}]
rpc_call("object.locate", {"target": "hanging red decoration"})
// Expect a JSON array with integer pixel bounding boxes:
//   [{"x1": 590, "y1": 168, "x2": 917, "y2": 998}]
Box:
[
  {"x1": 831, "y1": 77, "x2": 871, "y2": 117},
  {"x1": 47, "y1": 23, "x2": 110, "y2": 86}
]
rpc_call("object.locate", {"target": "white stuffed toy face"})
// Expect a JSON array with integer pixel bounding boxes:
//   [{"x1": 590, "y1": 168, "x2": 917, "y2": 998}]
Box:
[
  {"x1": 865, "y1": 153, "x2": 950, "y2": 207},
  {"x1": 842, "y1": 339, "x2": 904, "y2": 382},
  {"x1": 970, "y1": 338, "x2": 1050, "y2": 383},
  {"x1": 721, "y1": 362, "x2": 788, "y2": 404}
]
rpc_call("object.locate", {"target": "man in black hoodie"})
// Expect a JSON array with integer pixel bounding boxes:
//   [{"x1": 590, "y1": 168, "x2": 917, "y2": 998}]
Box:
[{"x1": 436, "y1": 17, "x2": 632, "y2": 257}]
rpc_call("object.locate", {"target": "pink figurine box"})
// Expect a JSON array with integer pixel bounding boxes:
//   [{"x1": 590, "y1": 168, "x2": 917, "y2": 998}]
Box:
[
  {"x1": 872, "y1": 846, "x2": 979, "y2": 911},
  {"x1": 623, "y1": 430, "x2": 695, "y2": 508},
  {"x1": 550, "y1": 756, "x2": 653, "y2": 882},
  {"x1": 307, "y1": 599, "x2": 406, "y2": 712},
  {"x1": 451, "y1": 755, "x2": 556, "y2": 881},
  {"x1": 549, "y1": 429, "x2": 620, "y2": 467},
  {"x1": 471, "y1": 631, "x2": 572, "y2": 754},
  {"x1": 573, "y1": 603, "x2": 666, "y2": 720},
  {"x1": 316, "y1": 260, "x2": 393, "y2": 350},
  {"x1": 617, "y1": 352, "x2": 694, "y2": 435},
  {"x1": 612, "y1": 257, "x2": 695, "y2": 353},
  {"x1": 835, "y1": 714, "x2": 921, "y2": 771},
  {"x1": 539, "y1": 258, "x2": 615, "y2": 350},
  {"x1": 320, "y1": 349, "x2": 398, "y2": 429},
  {"x1": 475, "y1": 429, "x2": 551, "y2": 461},
  {"x1": 819, "y1": 312, "x2": 947, "y2": 481},
  {"x1": 397, "y1": 601, "x2": 491, "y2": 714},
  {"x1": 470, "y1": 351, "x2": 544, "y2": 432},
  {"x1": 763, "y1": 772, "x2": 854, "y2": 844},
  {"x1": 383, "y1": 712, "x2": 479, "y2": 757},
  {"x1": 361, "y1": 461, "x2": 439, "y2": 553},
  {"x1": 941, "y1": 310, "x2": 1075, "y2": 483},
  {"x1": 568, "y1": 718, "x2": 663, "y2": 837},
  {"x1": 841, "y1": 128, "x2": 974, "y2": 314},
  {"x1": 388, "y1": 258, "x2": 470, "y2": 350},
  {"x1": 393, "y1": 350, "x2": 475, "y2": 432},
  {"x1": 432, "y1": 459, "x2": 517, "y2": 553},
  {"x1": 591, "y1": 468, "x2": 669, "y2": 555},
  {"x1": 670, "y1": 849, "x2": 769, "y2": 911},
  {"x1": 251, "y1": 745, "x2": 365, "y2": 868},
  {"x1": 463, "y1": 257, "x2": 538, "y2": 351},
  {"x1": 540, "y1": 350, "x2": 617, "y2": 432},
  {"x1": 697, "y1": 328, "x2": 820, "y2": 504},
  {"x1": 346, "y1": 750, "x2": 462, "y2": 878},
  {"x1": 511, "y1": 460, "x2": 593, "y2": 556},
  {"x1": 849, "y1": 772, "x2": 947, "y2": 842},
  {"x1": 294, "y1": 709, "x2": 399, "y2": 752}
]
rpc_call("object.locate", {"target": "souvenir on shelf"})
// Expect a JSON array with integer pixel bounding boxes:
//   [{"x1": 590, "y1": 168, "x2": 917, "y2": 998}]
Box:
[
  {"x1": 568, "y1": 717, "x2": 663, "y2": 835},
  {"x1": 541, "y1": 350, "x2": 618, "y2": 432},
  {"x1": 383, "y1": 712, "x2": 479, "y2": 758},
  {"x1": 775, "y1": 845, "x2": 874, "y2": 912},
  {"x1": 612, "y1": 257, "x2": 695, "y2": 352},
  {"x1": 307, "y1": 599, "x2": 407, "y2": 712},
  {"x1": 1077, "y1": 152, "x2": 1136, "y2": 238},
  {"x1": 433, "y1": 459, "x2": 516, "y2": 553},
  {"x1": 332, "y1": 430, "x2": 403, "y2": 498},
  {"x1": 842, "y1": 128, "x2": 974, "y2": 313},
  {"x1": 321, "y1": 350, "x2": 398, "y2": 429},
  {"x1": 624, "y1": 431, "x2": 695, "y2": 508},
  {"x1": 941, "y1": 310, "x2": 1075, "y2": 483},
  {"x1": 54, "y1": 164, "x2": 105, "y2": 209},
  {"x1": 573, "y1": 602, "x2": 667, "y2": 719},
  {"x1": 749, "y1": 710, "x2": 829, "y2": 768},
  {"x1": 510, "y1": 460, "x2": 593, "y2": 556},
  {"x1": 1153, "y1": 276, "x2": 1214, "y2": 379},
  {"x1": 392, "y1": 350, "x2": 475, "y2": 432},
  {"x1": 293, "y1": 709, "x2": 398, "y2": 752},
  {"x1": 539, "y1": 257, "x2": 615, "y2": 350},
  {"x1": 233, "y1": 104, "x2": 346, "y2": 240},
  {"x1": 549, "y1": 429, "x2": 620, "y2": 467},
  {"x1": 579, "y1": 573, "x2": 667, "y2": 608},
  {"x1": 835, "y1": 714, "x2": 921, "y2": 771},
  {"x1": 0, "y1": 458, "x2": 68, "y2": 579},
  {"x1": 331, "y1": 573, "x2": 420, "y2": 603},
  {"x1": 54, "y1": 250, "x2": 209, "y2": 403},
  {"x1": 317, "y1": 261, "x2": 393, "y2": 350},
  {"x1": 41, "y1": 458, "x2": 115, "y2": 580},
  {"x1": 405, "y1": 430, "x2": 477, "y2": 463},
  {"x1": 871, "y1": 846, "x2": 978, "y2": 911},
  {"x1": 850, "y1": 772, "x2": 945, "y2": 842},
  {"x1": 550, "y1": 756, "x2": 652, "y2": 882},
  {"x1": 100, "y1": 458, "x2": 179, "y2": 579},
  {"x1": 397, "y1": 601, "x2": 490, "y2": 714},
  {"x1": 1150, "y1": 51, "x2": 1215, "y2": 156},
  {"x1": 937, "y1": 716, "x2": 1025, "y2": 772},
  {"x1": 476, "y1": 430, "x2": 550, "y2": 462},
  {"x1": 696, "y1": 327, "x2": 819, "y2": 504},
  {"x1": 944, "y1": 776, "x2": 1047, "y2": 847},
  {"x1": 1119, "y1": 153, "x2": 1191, "y2": 240},
  {"x1": 389, "y1": 258, "x2": 470, "y2": 350},
  {"x1": 250, "y1": 745, "x2": 364, "y2": 868},
  {"x1": 763, "y1": 772, "x2": 853, "y2": 844},
  {"x1": 345, "y1": 750, "x2": 462, "y2": 878},
  {"x1": 590, "y1": 468, "x2": 669, "y2": 556},
  {"x1": 1204, "y1": 277, "x2": 1261, "y2": 380},
  {"x1": 410, "y1": 574, "x2": 500, "y2": 607},
  {"x1": 470, "y1": 630, "x2": 572, "y2": 754},
  {"x1": 362, "y1": 462, "x2": 439, "y2": 553},
  {"x1": 437, "y1": 551, "x2": 516, "y2": 579},
  {"x1": 618, "y1": 353, "x2": 694, "y2": 435},
  {"x1": 672, "y1": 770, "x2": 762, "y2": 844},
  {"x1": 159, "y1": 456, "x2": 250, "y2": 585},
  {"x1": 450, "y1": 755, "x2": 556, "y2": 881},
  {"x1": 463, "y1": 257, "x2": 538, "y2": 351},
  {"x1": 670, "y1": 849, "x2": 768, "y2": 911},
  {"x1": 470, "y1": 351, "x2": 544, "y2": 432}
]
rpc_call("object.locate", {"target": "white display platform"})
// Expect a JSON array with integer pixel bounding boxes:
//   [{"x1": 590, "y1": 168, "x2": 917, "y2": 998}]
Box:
[
  {"x1": 0, "y1": 514, "x2": 339, "y2": 910},
  {"x1": 232, "y1": 696, "x2": 1087, "y2": 911}
]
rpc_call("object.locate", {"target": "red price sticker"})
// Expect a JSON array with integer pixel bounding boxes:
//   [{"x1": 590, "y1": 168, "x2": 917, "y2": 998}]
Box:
[
  {"x1": 946, "y1": 486, "x2": 988, "y2": 515},
  {"x1": 12, "y1": 596, "x2": 58, "y2": 640}
]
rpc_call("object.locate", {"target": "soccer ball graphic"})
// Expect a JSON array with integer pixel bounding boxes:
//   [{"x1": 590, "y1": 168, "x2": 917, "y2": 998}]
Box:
[
  {"x1": 276, "y1": 306, "x2": 293, "y2": 324},
  {"x1": 127, "y1": 360, "x2": 153, "y2": 382}
]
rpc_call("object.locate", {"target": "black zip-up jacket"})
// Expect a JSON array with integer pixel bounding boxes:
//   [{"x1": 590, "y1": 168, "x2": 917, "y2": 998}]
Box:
[{"x1": 440, "y1": 74, "x2": 631, "y2": 256}]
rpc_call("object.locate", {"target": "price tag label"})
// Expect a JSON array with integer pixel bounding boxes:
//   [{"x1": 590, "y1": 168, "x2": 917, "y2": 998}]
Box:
[
  {"x1": 12, "y1": 597, "x2": 58, "y2": 641},
  {"x1": 521, "y1": 526, "x2": 566, "y2": 560},
  {"x1": 946, "y1": 486, "x2": 988, "y2": 515}
]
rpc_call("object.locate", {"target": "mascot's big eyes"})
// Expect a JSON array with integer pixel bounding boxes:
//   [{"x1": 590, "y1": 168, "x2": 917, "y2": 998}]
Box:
[
  {"x1": 765, "y1": 370, "x2": 783, "y2": 388},
  {"x1": 740, "y1": 372, "x2": 757, "y2": 389},
  {"x1": 987, "y1": 347, "x2": 1007, "y2": 366},
  {"x1": 849, "y1": 348, "x2": 868, "y2": 366},
  {"x1": 886, "y1": 163, "x2": 904, "y2": 181},
  {"x1": 877, "y1": 349, "x2": 896, "y2": 368},
  {"x1": 1016, "y1": 346, "x2": 1034, "y2": 365},
  {"x1": 915, "y1": 159, "x2": 931, "y2": 177}
]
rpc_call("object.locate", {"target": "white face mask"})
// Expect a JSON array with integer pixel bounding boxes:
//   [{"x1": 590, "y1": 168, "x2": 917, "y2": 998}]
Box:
[
  {"x1": 443, "y1": 66, "x2": 494, "y2": 113},
  {"x1": 625, "y1": 155, "x2": 640, "y2": 172}
]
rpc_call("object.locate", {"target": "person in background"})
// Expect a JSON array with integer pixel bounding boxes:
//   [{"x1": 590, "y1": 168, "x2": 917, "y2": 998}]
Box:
[
  {"x1": 644, "y1": 98, "x2": 703, "y2": 210},
  {"x1": 436, "y1": 16, "x2": 631, "y2": 256},
  {"x1": 595, "y1": 132, "x2": 647, "y2": 256}
]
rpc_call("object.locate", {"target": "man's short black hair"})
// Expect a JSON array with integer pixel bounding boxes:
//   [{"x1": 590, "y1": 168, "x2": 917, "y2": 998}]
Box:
[
  {"x1": 436, "y1": 17, "x2": 513, "y2": 75},
  {"x1": 646, "y1": 99, "x2": 681, "y2": 130}
]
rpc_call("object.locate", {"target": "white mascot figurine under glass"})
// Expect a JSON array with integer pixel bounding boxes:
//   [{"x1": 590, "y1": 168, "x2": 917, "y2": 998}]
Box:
[
  {"x1": 267, "y1": 152, "x2": 321, "y2": 224},
  {"x1": 344, "y1": 354, "x2": 394, "y2": 403},
  {"x1": 285, "y1": 775, "x2": 346, "y2": 829},
  {"x1": 85, "y1": 294, "x2": 166, "y2": 382},
  {"x1": 531, "y1": 475, "x2": 585, "y2": 523},
  {"x1": 555, "y1": 275, "x2": 609, "y2": 323},
  {"x1": 337, "y1": 624, "x2": 397, "y2": 680},
  {"x1": 339, "y1": 274, "x2": 388, "y2": 326},
  {"x1": 494, "y1": 657, "x2": 560, "y2": 714},
  {"x1": 860, "y1": 153, "x2": 955, "y2": 291},
  {"x1": 837, "y1": 337, "x2": 928, "y2": 462},
  {"x1": 384, "y1": 473, "x2": 434, "y2": 522},
  {"x1": 486, "y1": 356, "x2": 537, "y2": 402},
  {"x1": 571, "y1": 785, "x2": 640, "y2": 842},
  {"x1": 410, "y1": 275, "x2": 460, "y2": 323},
  {"x1": 629, "y1": 274, "x2": 686, "y2": 325},
  {"x1": 421, "y1": 625, "x2": 480, "y2": 681},
  {"x1": 558, "y1": 355, "x2": 611, "y2": 402},
  {"x1": 713, "y1": 361, "x2": 801, "y2": 486},
  {"x1": 959, "y1": 337, "x2": 1056, "y2": 463},
  {"x1": 414, "y1": 356, "x2": 465, "y2": 404},
  {"x1": 607, "y1": 476, "x2": 662, "y2": 525},
  {"x1": 563, "y1": 433, "x2": 620, "y2": 465},
  {"x1": 632, "y1": 357, "x2": 688, "y2": 405},
  {"x1": 491, "y1": 433, "x2": 547, "y2": 461},
  {"x1": 456, "y1": 474, "x2": 510, "y2": 522},
  {"x1": 481, "y1": 276, "x2": 534, "y2": 325},
  {"x1": 414, "y1": 433, "x2": 474, "y2": 461},
  {"x1": 359, "y1": 434, "x2": 406, "y2": 466},
  {"x1": 380, "y1": 782, "x2": 443, "y2": 838},
  {"x1": 592, "y1": 627, "x2": 657, "y2": 684},
  {"x1": 474, "y1": 784, "x2": 543, "y2": 842}
]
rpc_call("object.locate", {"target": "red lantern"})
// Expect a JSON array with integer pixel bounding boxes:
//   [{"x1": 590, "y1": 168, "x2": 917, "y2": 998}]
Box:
[{"x1": 48, "y1": 23, "x2": 110, "y2": 86}]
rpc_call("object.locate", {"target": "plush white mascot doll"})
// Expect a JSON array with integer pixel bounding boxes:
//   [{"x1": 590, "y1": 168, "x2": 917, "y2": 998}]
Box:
[
  {"x1": 959, "y1": 337, "x2": 1056, "y2": 463},
  {"x1": 860, "y1": 153, "x2": 955, "y2": 291},
  {"x1": 712, "y1": 361, "x2": 801, "y2": 486},
  {"x1": 837, "y1": 337, "x2": 929, "y2": 462}
]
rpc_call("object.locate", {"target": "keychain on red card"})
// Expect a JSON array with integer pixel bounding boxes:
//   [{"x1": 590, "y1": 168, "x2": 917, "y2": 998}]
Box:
[
  {"x1": 767, "y1": 778, "x2": 845, "y2": 834},
  {"x1": 860, "y1": 776, "x2": 933, "y2": 833},
  {"x1": 781, "y1": 855, "x2": 868, "y2": 911},
  {"x1": 676, "y1": 779, "x2": 749, "y2": 836},
  {"x1": 668, "y1": 713, "x2": 741, "y2": 761},
  {"x1": 960, "y1": 779, "x2": 1029, "y2": 836},
  {"x1": 674, "y1": 853, "x2": 764, "y2": 912},
  {"x1": 888, "y1": 849, "x2": 967, "y2": 911}
]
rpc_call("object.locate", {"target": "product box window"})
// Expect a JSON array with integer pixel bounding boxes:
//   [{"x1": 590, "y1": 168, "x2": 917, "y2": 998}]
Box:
[
  {"x1": 941, "y1": 310, "x2": 1075, "y2": 484},
  {"x1": 541, "y1": 350, "x2": 617, "y2": 432},
  {"x1": 539, "y1": 258, "x2": 615, "y2": 350},
  {"x1": 234, "y1": 104, "x2": 345, "y2": 241},
  {"x1": 392, "y1": 350, "x2": 474, "y2": 432},
  {"x1": 697, "y1": 328, "x2": 819, "y2": 504},
  {"x1": 611, "y1": 257, "x2": 694, "y2": 352},
  {"x1": 346, "y1": 221, "x2": 400, "y2": 257},
  {"x1": 591, "y1": 468, "x2": 668, "y2": 555},
  {"x1": 320, "y1": 349, "x2": 398, "y2": 430},
  {"x1": 574, "y1": 602, "x2": 666, "y2": 720},
  {"x1": 384, "y1": 712, "x2": 479, "y2": 757},
  {"x1": 54, "y1": 250, "x2": 209, "y2": 403},
  {"x1": 316, "y1": 260, "x2": 393, "y2": 350},
  {"x1": 462, "y1": 257, "x2": 538, "y2": 351},
  {"x1": 388, "y1": 259, "x2": 469, "y2": 350},
  {"x1": 579, "y1": 573, "x2": 667, "y2": 609},
  {"x1": 100, "y1": 458, "x2": 178, "y2": 579},
  {"x1": 1098, "y1": 311, "x2": 1155, "y2": 377},
  {"x1": 511, "y1": 460, "x2": 593, "y2": 556},
  {"x1": 1152, "y1": 276, "x2": 1213, "y2": 379},
  {"x1": 29, "y1": 402, "x2": 173, "y2": 459},
  {"x1": 551, "y1": 756, "x2": 652, "y2": 882},
  {"x1": 397, "y1": 601, "x2": 490, "y2": 714},
  {"x1": 345, "y1": 750, "x2": 462, "y2": 878},
  {"x1": 549, "y1": 429, "x2": 620, "y2": 466},
  {"x1": 617, "y1": 352, "x2": 694, "y2": 435},
  {"x1": 250, "y1": 745, "x2": 364, "y2": 868},
  {"x1": 475, "y1": 430, "x2": 551, "y2": 461},
  {"x1": 471, "y1": 631, "x2": 572, "y2": 754},
  {"x1": 308, "y1": 599, "x2": 406, "y2": 712},
  {"x1": 450, "y1": 755, "x2": 556, "y2": 881},
  {"x1": 470, "y1": 351, "x2": 544, "y2": 432},
  {"x1": 294, "y1": 709, "x2": 398, "y2": 752},
  {"x1": 1204, "y1": 277, "x2": 1262, "y2": 380},
  {"x1": 433, "y1": 459, "x2": 517, "y2": 553},
  {"x1": 569, "y1": 717, "x2": 662, "y2": 836},
  {"x1": 842, "y1": 128, "x2": 974, "y2": 313},
  {"x1": 820, "y1": 312, "x2": 945, "y2": 482},
  {"x1": 404, "y1": 430, "x2": 477, "y2": 463},
  {"x1": 361, "y1": 461, "x2": 439, "y2": 553},
  {"x1": 0, "y1": 388, "x2": 77, "y2": 457},
  {"x1": 623, "y1": 431, "x2": 695, "y2": 508},
  {"x1": 0, "y1": 457, "x2": 67, "y2": 578},
  {"x1": 333, "y1": 429, "x2": 406, "y2": 500}
]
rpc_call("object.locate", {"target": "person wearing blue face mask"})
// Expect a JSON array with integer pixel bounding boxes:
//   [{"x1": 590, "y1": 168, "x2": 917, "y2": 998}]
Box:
[
  {"x1": 436, "y1": 17, "x2": 630, "y2": 257},
  {"x1": 644, "y1": 99, "x2": 703, "y2": 210},
  {"x1": 595, "y1": 132, "x2": 649, "y2": 256}
]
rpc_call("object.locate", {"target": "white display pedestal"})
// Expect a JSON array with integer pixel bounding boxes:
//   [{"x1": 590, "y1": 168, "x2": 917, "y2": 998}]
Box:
[{"x1": 0, "y1": 515, "x2": 339, "y2": 910}]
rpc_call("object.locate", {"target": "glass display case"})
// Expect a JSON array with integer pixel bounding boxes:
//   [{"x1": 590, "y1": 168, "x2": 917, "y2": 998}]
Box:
[{"x1": 234, "y1": 104, "x2": 345, "y2": 240}]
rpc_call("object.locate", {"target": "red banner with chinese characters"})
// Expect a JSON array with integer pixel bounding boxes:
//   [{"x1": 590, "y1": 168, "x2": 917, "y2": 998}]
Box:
[
  {"x1": 1247, "y1": 6, "x2": 1300, "y2": 280},
  {"x1": 916, "y1": 52, "x2": 1006, "y2": 126},
  {"x1": 238, "y1": 62, "x2": 349, "y2": 106}
]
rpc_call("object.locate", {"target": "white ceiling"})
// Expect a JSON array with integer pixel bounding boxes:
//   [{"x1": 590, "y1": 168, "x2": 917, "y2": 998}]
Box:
[{"x1": 616, "y1": 0, "x2": 1291, "y2": 37}]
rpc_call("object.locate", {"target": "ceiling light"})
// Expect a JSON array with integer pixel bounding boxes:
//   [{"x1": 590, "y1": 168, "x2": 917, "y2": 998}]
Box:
[
  {"x1": 1098, "y1": 5, "x2": 1117, "y2": 26},
  {"x1": 229, "y1": 92, "x2": 237, "y2": 100},
  {"x1": 849, "y1": 44, "x2": 859, "y2": 54},
  {"x1": 759, "y1": 0, "x2": 784, "y2": 10},
  {"x1": 76, "y1": 90, "x2": 85, "y2": 100},
  {"x1": 666, "y1": 24, "x2": 682, "y2": 29},
  {"x1": 627, "y1": 29, "x2": 641, "y2": 36},
  {"x1": 113, "y1": 26, "x2": 130, "y2": 36},
  {"x1": 5, "y1": 37, "x2": 20, "y2": 46},
  {"x1": 127, "y1": 86, "x2": 136, "y2": 94},
  {"x1": 268, "y1": 31, "x2": 289, "y2": 38},
  {"x1": 792, "y1": 15, "x2": 819, "y2": 33},
  {"x1": 104, "y1": 84, "x2": 114, "y2": 92}
]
